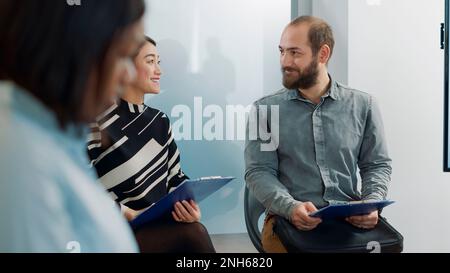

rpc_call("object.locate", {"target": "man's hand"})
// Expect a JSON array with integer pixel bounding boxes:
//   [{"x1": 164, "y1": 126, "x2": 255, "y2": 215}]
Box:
[
  {"x1": 172, "y1": 200, "x2": 201, "y2": 223},
  {"x1": 290, "y1": 202, "x2": 322, "y2": 231},
  {"x1": 346, "y1": 210, "x2": 379, "y2": 229}
]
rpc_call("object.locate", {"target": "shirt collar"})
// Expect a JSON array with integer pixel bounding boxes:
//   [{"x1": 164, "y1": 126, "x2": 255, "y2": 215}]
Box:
[
  {"x1": 286, "y1": 75, "x2": 339, "y2": 101},
  {"x1": 118, "y1": 98, "x2": 146, "y2": 114}
]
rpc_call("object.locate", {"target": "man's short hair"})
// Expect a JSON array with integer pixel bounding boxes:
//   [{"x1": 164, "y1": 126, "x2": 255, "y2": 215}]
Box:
[{"x1": 289, "y1": 16, "x2": 335, "y2": 61}]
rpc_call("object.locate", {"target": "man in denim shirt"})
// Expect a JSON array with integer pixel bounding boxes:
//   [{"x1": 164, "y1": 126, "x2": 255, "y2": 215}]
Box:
[{"x1": 245, "y1": 16, "x2": 392, "y2": 253}]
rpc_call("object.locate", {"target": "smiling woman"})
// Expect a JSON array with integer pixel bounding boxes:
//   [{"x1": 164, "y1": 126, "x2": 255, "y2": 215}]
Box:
[
  {"x1": 87, "y1": 36, "x2": 216, "y2": 253},
  {"x1": 0, "y1": 0, "x2": 146, "y2": 252}
]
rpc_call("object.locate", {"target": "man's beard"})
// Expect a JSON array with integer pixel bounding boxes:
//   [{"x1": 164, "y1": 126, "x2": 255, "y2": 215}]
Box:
[{"x1": 282, "y1": 58, "x2": 319, "y2": 90}]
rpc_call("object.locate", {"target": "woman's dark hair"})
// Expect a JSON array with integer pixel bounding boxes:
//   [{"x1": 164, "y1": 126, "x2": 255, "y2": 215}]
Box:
[
  {"x1": 0, "y1": 0, "x2": 145, "y2": 127},
  {"x1": 146, "y1": 36, "x2": 157, "y2": 47},
  {"x1": 131, "y1": 36, "x2": 156, "y2": 60}
]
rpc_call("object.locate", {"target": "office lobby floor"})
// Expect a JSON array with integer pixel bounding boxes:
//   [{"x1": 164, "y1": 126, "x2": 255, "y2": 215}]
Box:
[{"x1": 210, "y1": 233, "x2": 258, "y2": 253}]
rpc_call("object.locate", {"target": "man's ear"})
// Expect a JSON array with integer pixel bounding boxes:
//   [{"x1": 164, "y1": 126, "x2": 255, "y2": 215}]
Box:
[{"x1": 318, "y1": 44, "x2": 331, "y2": 64}]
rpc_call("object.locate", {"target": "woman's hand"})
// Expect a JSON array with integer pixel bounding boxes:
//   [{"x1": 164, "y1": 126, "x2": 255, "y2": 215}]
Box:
[
  {"x1": 122, "y1": 206, "x2": 148, "y2": 222},
  {"x1": 172, "y1": 200, "x2": 201, "y2": 223},
  {"x1": 123, "y1": 206, "x2": 139, "y2": 222}
]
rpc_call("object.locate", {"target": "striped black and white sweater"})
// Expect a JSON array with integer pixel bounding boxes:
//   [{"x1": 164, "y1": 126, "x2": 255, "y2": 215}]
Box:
[{"x1": 87, "y1": 99, "x2": 188, "y2": 210}]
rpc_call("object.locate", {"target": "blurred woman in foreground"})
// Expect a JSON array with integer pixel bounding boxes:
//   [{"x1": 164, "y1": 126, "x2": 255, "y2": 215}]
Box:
[{"x1": 0, "y1": 0, "x2": 146, "y2": 252}]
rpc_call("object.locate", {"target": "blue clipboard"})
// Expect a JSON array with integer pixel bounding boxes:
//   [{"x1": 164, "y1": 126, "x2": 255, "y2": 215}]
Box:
[
  {"x1": 130, "y1": 176, "x2": 235, "y2": 228},
  {"x1": 309, "y1": 200, "x2": 395, "y2": 219}
]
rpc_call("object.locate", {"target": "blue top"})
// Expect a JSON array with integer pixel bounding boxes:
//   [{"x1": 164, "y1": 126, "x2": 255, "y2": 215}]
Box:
[
  {"x1": 0, "y1": 81, "x2": 138, "y2": 253},
  {"x1": 245, "y1": 77, "x2": 392, "y2": 220}
]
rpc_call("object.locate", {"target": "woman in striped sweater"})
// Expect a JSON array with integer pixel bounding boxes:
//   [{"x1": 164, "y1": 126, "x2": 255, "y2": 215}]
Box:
[{"x1": 87, "y1": 37, "x2": 215, "y2": 253}]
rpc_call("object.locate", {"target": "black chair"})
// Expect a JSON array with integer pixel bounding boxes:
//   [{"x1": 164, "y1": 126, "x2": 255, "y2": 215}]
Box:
[
  {"x1": 244, "y1": 186, "x2": 404, "y2": 253},
  {"x1": 274, "y1": 215, "x2": 403, "y2": 253},
  {"x1": 244, "y1": 186, "x2": 266, "y2": 253}
]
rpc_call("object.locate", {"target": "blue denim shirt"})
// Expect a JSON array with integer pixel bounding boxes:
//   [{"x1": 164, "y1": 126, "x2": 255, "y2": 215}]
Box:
[
  {"x1": 0, "y1": 82, "x2": 138, "y2": 252},
  {"x1": 245, "y1": 78, "x2": 392, "y2": 220}
]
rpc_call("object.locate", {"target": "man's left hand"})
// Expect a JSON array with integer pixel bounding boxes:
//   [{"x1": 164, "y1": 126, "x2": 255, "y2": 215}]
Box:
[{"x1": 345, "y1": 210, "x2": 378, "y2": 229}]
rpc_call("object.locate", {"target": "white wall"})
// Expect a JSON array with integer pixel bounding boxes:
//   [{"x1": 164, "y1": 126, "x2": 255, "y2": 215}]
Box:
[
  {"x1": 347, "y1": 0, "x2": 449, "y2": 252},
  {"x1": 312, "y1": 0, "x2": 349, "y2": 84}
]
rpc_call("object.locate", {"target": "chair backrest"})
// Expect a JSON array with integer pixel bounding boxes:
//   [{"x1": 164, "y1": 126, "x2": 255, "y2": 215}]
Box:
[{"x1": 244, "y1": 186, "x2": 266, "y2": 253}]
